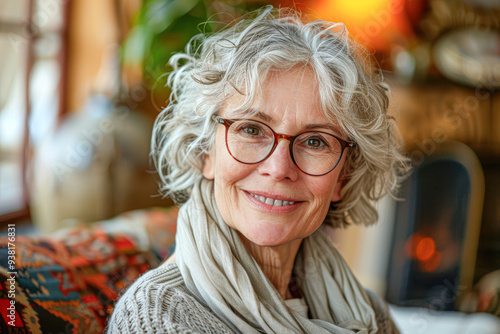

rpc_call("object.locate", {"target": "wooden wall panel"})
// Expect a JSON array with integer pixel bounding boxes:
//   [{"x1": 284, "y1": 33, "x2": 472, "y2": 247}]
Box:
[{"x1": 389, "y1": 79, "x2": 499, "y2": 160}]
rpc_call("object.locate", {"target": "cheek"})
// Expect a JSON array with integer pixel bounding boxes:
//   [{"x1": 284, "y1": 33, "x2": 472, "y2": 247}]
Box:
[
  {"x1": 212, "y1": 142, "x2": 254, "y2": 208},
  {"x1": 213, "y1": 132, "x2": 255, "y2": 182},
  {"x1": 215, "y1": 157, "x2": 254, "y2": 190},
  {"x1": 212, "y1": 155, "x2": 256, "y2": 231},
  {"x1": 309, "y1": 173, "x2": 341, "y2": 203}
]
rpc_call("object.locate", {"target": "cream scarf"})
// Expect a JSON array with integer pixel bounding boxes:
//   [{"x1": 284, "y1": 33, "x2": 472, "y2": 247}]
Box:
[{"x1": 176, "y1": 179, "x2": 378, "y2": 333}]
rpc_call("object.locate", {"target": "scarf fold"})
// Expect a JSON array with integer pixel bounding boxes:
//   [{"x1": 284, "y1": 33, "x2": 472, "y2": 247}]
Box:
[{"x1": 176, "y1": 179, "x2": 378, "y2": 333}]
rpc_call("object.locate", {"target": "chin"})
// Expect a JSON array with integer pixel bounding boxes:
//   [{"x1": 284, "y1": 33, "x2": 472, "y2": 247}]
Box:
[{"x1": 238, "y1": 222, "x2": 295, "y2": 247}]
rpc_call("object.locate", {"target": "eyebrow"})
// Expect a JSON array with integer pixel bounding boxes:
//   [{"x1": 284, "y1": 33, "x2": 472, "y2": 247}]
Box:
[
  {"x1": 303, "y1": 123, "x2": 344, "y2": 137},
  {"x1": 239, "y1": 109, "x2": 274, "y2": 123},
  {"x1": 239, "y1": 108, "x2": 344, "y2": 137}
]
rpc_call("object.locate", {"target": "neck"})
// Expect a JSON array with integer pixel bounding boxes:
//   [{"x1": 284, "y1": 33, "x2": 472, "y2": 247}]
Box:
[{"x1": 239, "y1": 235, "x2": 302, "y2": 300}]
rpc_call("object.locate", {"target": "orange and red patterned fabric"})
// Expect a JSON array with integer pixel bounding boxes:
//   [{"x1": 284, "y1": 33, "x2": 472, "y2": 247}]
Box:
[{"x1": 0, "y1": 207, "x2": 178, "y2": 333}]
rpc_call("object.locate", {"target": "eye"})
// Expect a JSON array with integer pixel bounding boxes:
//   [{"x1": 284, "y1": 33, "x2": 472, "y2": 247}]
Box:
[
  {"x1": 233, "y1": 121, "x2": 268, "y2": 137},
  {"x1": 305, "y1": 137, "x2": 326, "y2": 148},
  {"x1": 243, "y1": 126, "x2": 261, "y2": 136}
]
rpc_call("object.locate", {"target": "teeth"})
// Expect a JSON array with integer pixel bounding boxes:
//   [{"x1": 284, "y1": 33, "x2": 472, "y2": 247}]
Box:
[{"x1": 249, "y1": 193, "x2": 295, "y2": 206}]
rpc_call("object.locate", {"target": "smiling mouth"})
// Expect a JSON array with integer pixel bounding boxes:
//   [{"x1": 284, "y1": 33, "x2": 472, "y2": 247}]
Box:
[{"x1": 248, "y1": 192, "x2": 296, "y2": 207}]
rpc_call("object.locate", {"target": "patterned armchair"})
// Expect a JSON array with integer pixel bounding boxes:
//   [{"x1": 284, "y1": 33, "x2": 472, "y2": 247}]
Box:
[{"x1": 0, "y1": 207, "x2": 178, "y2": 333}]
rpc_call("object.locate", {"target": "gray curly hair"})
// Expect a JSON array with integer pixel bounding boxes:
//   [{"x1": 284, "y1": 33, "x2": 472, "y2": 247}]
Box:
[{"x1": 151, "y1": 6, "x2": 408, "y2": 227}]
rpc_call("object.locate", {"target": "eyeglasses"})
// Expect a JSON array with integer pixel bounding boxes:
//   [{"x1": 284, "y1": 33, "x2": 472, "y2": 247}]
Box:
[{"x1": 213, "y1": 116, "x2": 355, "y2": 176}]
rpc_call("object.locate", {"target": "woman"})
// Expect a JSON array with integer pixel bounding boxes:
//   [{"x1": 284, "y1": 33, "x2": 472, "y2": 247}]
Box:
[{"x1": 107, "y1": 7, "x2": 406, "y2": 333}]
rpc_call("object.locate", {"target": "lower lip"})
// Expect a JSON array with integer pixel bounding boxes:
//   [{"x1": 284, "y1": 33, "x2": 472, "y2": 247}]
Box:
[{"x1": 243, "y1": 191, "x2": 302, "y2": 213}]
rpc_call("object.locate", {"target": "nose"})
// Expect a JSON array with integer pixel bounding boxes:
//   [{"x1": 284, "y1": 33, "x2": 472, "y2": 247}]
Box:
[{"x1": 257, "y1": 139, "x2": 299, "y2": 181}]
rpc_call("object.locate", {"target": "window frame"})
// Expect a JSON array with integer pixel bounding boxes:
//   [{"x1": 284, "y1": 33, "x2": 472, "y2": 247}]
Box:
[{"x1": 0, "y1": 0, "x2": 70, "y2": 227}]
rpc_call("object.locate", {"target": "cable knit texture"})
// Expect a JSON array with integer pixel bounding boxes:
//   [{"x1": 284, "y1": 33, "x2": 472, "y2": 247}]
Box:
[
  {"x1": 106, "y1": 264, "x2": 399, "y2": 333},
  {"x1": 106, "y1": 263, "x2": 233, "y2": 333}
]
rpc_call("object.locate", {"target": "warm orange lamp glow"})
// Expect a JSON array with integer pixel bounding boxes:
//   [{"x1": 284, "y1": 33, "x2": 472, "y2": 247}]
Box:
[
  {"x1": 405, "y1": 232, "x2": 443, "y2": 272},
  {"x1": 315, "y1": 0, "x2": 392, "y2": 25},
  {"x1": 277, "y1": 0, "x2": 417, "y2": 52},
  {"x1": 420, "y1": 251, "x2": 442, "y2": 272},
  {"x1": 404, "y1": 232, "x2": 422, "y2": 258},
  {"x1": 415, "y1": 237, "x2": 435, "y2": 262}
]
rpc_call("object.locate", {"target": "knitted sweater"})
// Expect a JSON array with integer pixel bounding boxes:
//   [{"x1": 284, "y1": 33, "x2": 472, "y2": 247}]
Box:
[{"x1": 106, "y1": 263, "x2": 399, "y2": 333}]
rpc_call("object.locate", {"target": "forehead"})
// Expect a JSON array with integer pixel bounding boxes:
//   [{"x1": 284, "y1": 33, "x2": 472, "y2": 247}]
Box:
[
  {"x1": 264, "y1": 69, "x2": 320, "y2": 112},
  {"x1": 222, "y1": 67, "x2": 342, "y2": 134},
  {"x1": 225, "y1": 67, "x2": 320, "y2": 113}
]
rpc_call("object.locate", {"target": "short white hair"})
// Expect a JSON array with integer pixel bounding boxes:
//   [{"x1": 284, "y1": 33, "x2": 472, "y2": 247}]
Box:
[{"x1": 151, "y1": 6, "x2": 409, "y2": 227}]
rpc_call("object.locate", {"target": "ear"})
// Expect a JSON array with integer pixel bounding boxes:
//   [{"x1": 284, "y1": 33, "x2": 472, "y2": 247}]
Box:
[
  {"x1": 202, "y1": 153, "x2": 215, "y2": 180},
  {"x1": 331, "y1": 178, "x2": 343, "y2": 202}
]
